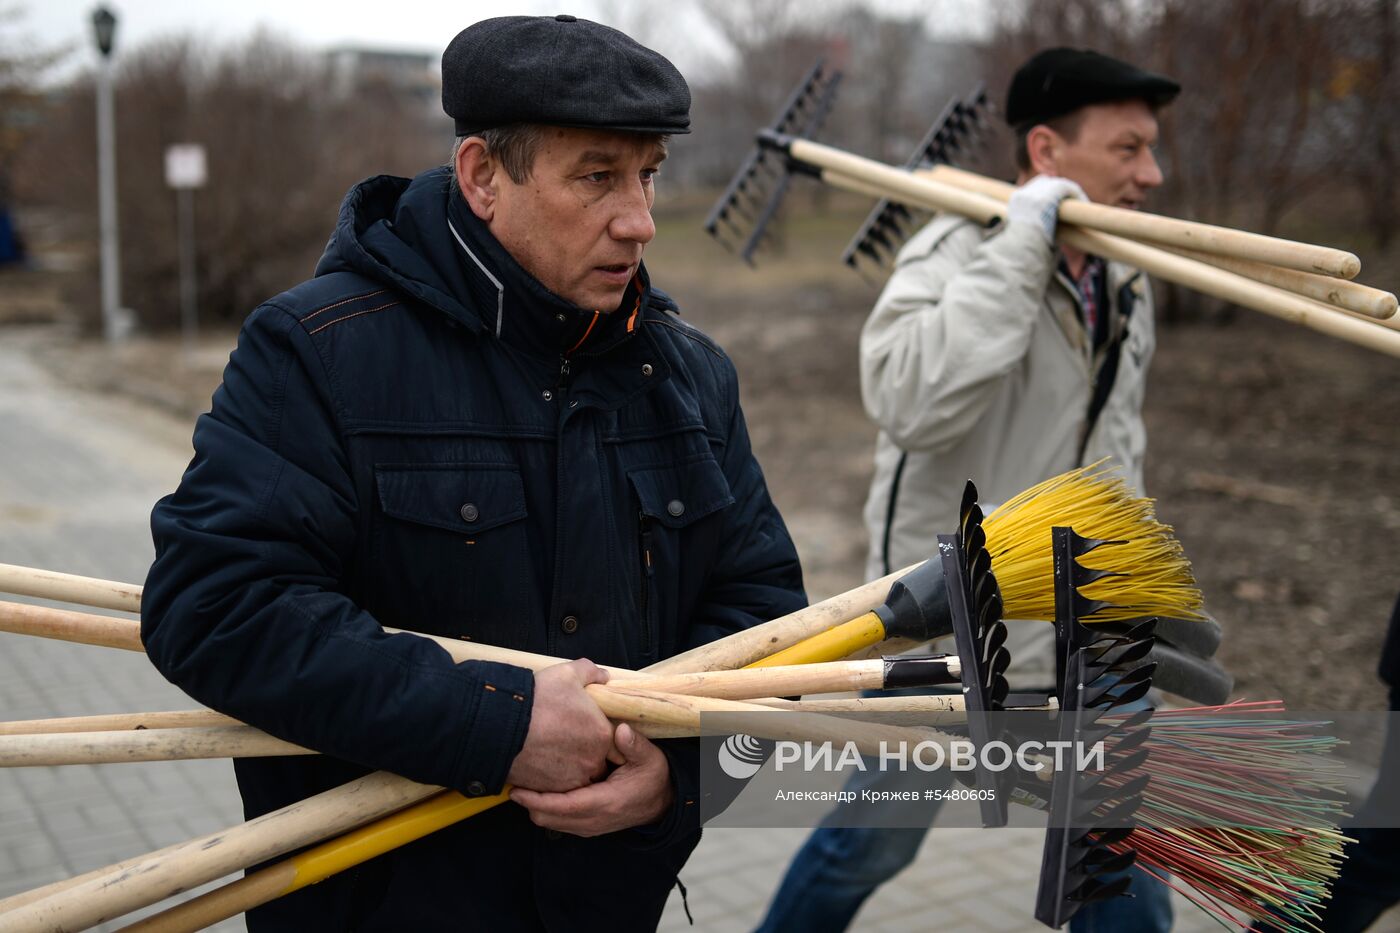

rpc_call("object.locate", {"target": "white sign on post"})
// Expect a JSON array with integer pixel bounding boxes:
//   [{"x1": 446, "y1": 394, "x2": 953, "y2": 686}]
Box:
[{"x1": 164, "y1": 144, "x2": 207, "y2": 189}]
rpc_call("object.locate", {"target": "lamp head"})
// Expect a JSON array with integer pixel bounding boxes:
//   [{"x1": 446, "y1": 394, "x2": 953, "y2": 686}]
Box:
[{"x1": 91, "y1": 6, "x2": 117, "y2": 58}]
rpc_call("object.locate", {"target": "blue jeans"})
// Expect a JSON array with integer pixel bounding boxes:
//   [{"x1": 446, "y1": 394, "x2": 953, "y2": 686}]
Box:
[
  {"x1": 754, "y1": 692, "x2": 1173, "y2": 932},
  {"x1": 753, "y1": 792, "x2": 1172, "y2": 931}
]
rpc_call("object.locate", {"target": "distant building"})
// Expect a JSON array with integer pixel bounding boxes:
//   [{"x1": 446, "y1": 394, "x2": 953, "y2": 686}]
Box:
[{"x1": 324, "y1": 45, "x2": 439, "y2": 110}]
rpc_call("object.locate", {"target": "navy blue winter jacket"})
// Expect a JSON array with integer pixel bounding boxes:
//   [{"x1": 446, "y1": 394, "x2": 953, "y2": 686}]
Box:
[{"x1": 142, "y1": 166, "x2": 806, "y2": 930}]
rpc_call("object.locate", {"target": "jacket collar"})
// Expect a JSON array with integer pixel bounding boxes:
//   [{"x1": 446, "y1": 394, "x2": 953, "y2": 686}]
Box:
[
  {"x1": 316, "y1": 167, "x2": 649, "y2": 362},
  {"x1": 445, "y1": 191, "x2": 647, "y2": 361}
]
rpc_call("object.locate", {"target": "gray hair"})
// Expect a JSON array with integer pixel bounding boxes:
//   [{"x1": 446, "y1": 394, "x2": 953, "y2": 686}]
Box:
[
  {"x1": 447, "y1": 125, "x2": 550, "y2": 200},
  {"x1": 447, "y1": 125, "x2": 670, "y2": 199}
]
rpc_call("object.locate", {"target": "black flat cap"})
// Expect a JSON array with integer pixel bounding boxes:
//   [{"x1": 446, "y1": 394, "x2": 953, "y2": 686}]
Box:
[
  {"x1": 1005, "y1": 47, "x2": 1179, "y2": 128},
  {"x1": 442, "y1": 15, "x2": 690, "y2": 136}
]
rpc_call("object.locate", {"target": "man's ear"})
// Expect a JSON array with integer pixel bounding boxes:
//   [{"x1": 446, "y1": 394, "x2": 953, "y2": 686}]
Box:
[
  {"x1": 1024, "y1": 124, "x2": 1062, "y2": 178},
  {"x1": 455, "y1": 138, "x2": 498, "y2": 222}
]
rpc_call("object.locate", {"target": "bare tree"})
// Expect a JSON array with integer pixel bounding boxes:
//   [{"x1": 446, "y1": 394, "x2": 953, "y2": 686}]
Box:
[
  {"x1": 1329, "y1": 0, "x2": 1400, "y2": 249},
  {"x1": 16, "y1": 29, "x2": 443, "y2": 331}
]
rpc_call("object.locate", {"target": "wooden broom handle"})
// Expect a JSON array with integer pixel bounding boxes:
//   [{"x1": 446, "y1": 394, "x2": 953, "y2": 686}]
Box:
[
  {"x1": 0, "y1": 690, "x2": 1009, "y2": 768},
  {"x1": 0, "y1": 563, "x2": 941, "y2": 926},
  {"x1": 647, "y1": 561, "x2": 921, "y2": 673},
  {"x1": 109, "y1": 692, "x2": 973, "y2": 933},
  {"x1": 0, "y1": 599, "x2": 966, "y2": 702},
  {"x1": 923, "y1": 162, "x2": 1362, "y2": 280},
  {"x1": 0, "y1": 558, "x2": 923, "y2": 681},
  {"x1": 0, "y1": 770, "x2": 445, "y2": 930},
  {"x1": 0, "y1": 709, "x2": 238, "y2": 735},
  {"x1": 0, "y1": 561, "x2": 141, "y2": 613},
  {"x1": 0, "y1": 687, "x2": 950, "y2": 932},
  {"x1": 0, "y1": 692, "x2": 998, "y2": 739}
]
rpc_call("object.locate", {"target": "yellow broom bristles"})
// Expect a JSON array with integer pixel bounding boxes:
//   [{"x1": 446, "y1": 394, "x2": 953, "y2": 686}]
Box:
[{"x1": 984, "y1": 464, "x2": 1205, "y2": 623}]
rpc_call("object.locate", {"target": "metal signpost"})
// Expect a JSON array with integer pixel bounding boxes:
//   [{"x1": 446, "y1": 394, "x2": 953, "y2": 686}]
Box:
[
  {"x1": 164, "y1": 144, "x2": 206, "y2": 358},
  {"x1": 91, "y1": 5, "x2": 123, "y2": 342}
]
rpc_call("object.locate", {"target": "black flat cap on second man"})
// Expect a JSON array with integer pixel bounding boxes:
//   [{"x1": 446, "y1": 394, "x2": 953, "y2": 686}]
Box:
[
  {"x1": 442, "y1": 14, "x2": 691, "y2": 136},
  {"x1": 1005, "y1": 47, "x2": 1179, "y2": 128}
]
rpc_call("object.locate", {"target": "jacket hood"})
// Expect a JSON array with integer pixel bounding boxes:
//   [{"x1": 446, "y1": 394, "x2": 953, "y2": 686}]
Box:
[{"x1": 315, "y1": 166, "x2": 653, "y2": 357}]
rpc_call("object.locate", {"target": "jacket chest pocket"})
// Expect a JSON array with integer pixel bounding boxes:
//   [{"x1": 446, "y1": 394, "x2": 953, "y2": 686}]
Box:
[
  {"x1": 626, "y1": 456, "x2": 733, "y2": 664},
  {"x1": 371, "y1": 464, "x2": 531, "y2": 648}
]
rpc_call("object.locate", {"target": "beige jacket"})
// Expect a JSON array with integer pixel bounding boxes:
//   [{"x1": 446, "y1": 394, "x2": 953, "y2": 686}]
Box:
[{"x1": 859, "y1": 214, "x2": 1155, "y2": 687}]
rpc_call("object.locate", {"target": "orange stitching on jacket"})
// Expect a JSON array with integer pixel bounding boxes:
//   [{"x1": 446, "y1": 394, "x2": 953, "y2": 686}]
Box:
[
  {"x1": 307, "y1": 301, "x2": 402, "y2": 335},
  {"x1": 299, "y1": 289, "x2": 389, "y2": 324}
]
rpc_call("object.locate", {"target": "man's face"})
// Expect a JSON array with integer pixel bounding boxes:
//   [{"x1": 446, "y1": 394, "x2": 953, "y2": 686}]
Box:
[
  {"x1": 487, "y1": 127, "x2": 665, "y2": 312},
  {"x1": 1051, "y1": 100, "x2": 1163, "y2": 209}
]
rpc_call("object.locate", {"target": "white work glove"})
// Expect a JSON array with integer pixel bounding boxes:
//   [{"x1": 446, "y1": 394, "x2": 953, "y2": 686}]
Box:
[{"x1": 1006, "y1": 175, "x2": 1087, "y2": 245}]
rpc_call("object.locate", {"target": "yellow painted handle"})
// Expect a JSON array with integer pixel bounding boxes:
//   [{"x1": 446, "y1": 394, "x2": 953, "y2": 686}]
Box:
[
  {"x1": 286, "y1": 790, "x2": 509, "y2": 893},
  {"x1": 745, "y1": 611, "x2": 887, "y2": 668}
]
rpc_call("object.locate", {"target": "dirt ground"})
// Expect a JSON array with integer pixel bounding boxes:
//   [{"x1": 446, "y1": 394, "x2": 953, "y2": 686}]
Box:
[{"x1": 4, "y1": 192, "x2": 1397, "y2": 716}]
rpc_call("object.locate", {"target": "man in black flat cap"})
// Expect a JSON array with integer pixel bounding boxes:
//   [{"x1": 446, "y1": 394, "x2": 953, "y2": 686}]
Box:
[
  {"x1": 755, "y1": 48, "x2": 1180, "y2": 933},
  {"x1": 141, "y1": 14, "x2": 805, "y2": 930}
]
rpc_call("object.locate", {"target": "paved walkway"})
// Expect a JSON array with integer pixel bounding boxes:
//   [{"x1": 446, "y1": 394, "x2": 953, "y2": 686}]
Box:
[
  {"x1": 0, "y1": 327, "x2": 1348, "y2": 932},
  {"x1": 0, "y1": 329, "x2": 244, "y2": 930}
]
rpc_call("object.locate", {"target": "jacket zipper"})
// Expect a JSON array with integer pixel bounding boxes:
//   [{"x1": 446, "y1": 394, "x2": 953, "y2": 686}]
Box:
[
  {"x1": 557, "y1": 356, "x2": 572, "y2": 393},
  {"x1": 637, "y1": 511, "x2": 654, "y2": 656}
]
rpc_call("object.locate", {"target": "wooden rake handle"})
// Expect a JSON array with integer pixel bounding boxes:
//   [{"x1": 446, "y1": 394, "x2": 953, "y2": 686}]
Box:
[
  {"x1": 784, "y1": 140, "x2": 1400, "y2": 358},
  {"x1": 923, "y1": 162, "x2": 1365, "y2": 281}
]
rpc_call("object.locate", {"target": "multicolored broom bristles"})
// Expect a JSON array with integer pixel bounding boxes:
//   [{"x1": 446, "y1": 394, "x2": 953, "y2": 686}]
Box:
[{"x1": 1098, "y1": 702, "x2": 1350, "y2": 933}]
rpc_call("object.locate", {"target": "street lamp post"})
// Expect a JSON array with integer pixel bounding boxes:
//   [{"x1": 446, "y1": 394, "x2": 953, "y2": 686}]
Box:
[{"x1": 91, "y1": 5, "x2": 122, "y2": 342}]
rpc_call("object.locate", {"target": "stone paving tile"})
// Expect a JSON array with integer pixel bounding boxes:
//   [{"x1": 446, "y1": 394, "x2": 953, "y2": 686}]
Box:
[
  {"x1": 0, "y1": 335, "x2": 243, "y2": 930},
  {"x1": 659, "y1": 820, "x2": 1283, "y2": 932}
]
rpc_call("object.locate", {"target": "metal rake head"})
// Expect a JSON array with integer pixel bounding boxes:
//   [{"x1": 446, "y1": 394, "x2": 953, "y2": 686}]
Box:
[
  {"x1": 841, "y1": 85, "x2": 992, "y2": 272},
  {"x1": 938, "y1": 479, "x2": 1014, "y2": 827},
  {"x1": 1033, "y1": 527, "x2": 1158, "y2": 928},
  {"x1": 703, "y1": 59, "x2": 843, "y2": 265}
]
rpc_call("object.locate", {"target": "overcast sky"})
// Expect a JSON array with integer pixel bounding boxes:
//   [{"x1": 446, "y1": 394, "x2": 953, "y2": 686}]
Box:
[
  {"x1": 27, "y1": 0, "x2": 601, "y2": 59},
  {"x1": 17, "y1": 0, "x2": 991, "y2": 84}
]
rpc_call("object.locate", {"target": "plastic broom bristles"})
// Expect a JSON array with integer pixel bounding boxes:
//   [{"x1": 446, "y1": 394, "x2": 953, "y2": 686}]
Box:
[
  {"x1": 1097, "y1": 701, "x2": 1349, "y2": 933},
  {"x1": 986, "y1": 464, "x2": 1205, "y2": 623}
]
